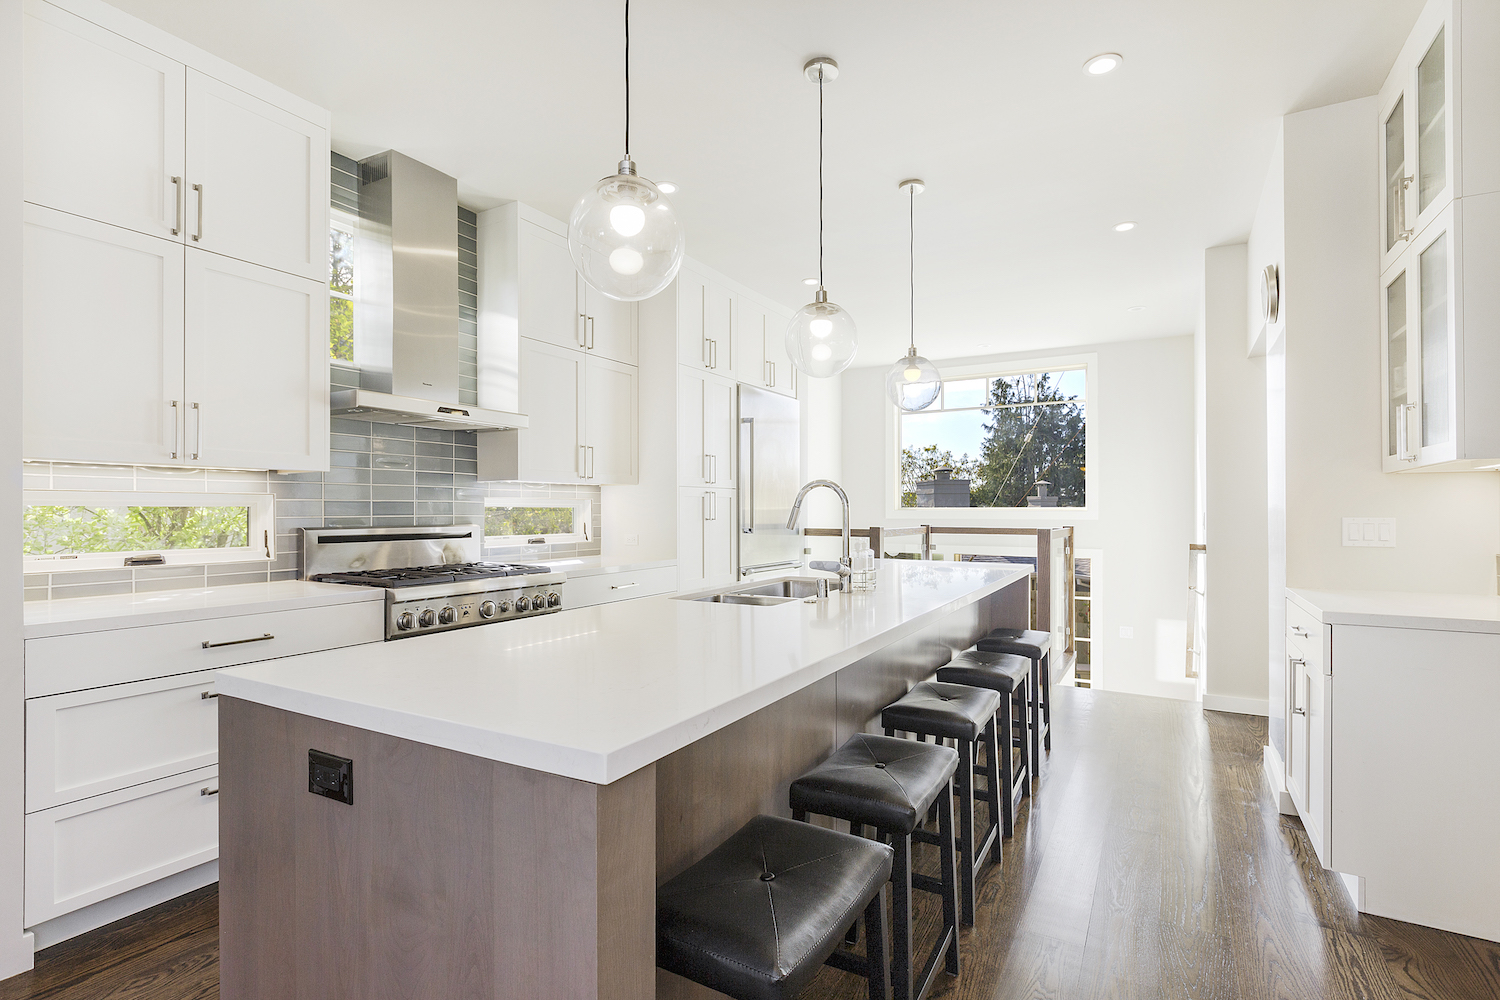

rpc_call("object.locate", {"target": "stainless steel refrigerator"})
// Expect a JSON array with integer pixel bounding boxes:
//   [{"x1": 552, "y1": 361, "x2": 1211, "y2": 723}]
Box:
[{"x1": 737, "y1": 385, "x2": 803, "y2": 578}]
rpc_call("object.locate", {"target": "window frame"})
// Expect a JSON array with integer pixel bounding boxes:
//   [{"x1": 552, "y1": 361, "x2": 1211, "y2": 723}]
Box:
[
  {"x1": 884, "y1": 352, "x2": 1097, "y2": 522},
  {"x1": 481, "y1": 498, "x2": 593, "y2": 549},
  {"x1": 22, "y1": 490, "x2": 276, "y2": 573}
]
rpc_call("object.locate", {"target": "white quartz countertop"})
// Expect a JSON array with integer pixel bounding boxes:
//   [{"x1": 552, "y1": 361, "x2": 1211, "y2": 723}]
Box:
[
  {"x1": 23, "y1": 580, "x2": 385, "y2": 639},
  {"x1": 216, "y1": 561, "x2": 1027, "y2": 784},
  {"x1": 1288, "y1": 587, "x2": 1500, "y2": 633},
  {"x1": 538, "y1": 557, "x2": 677, "y2": 579}
]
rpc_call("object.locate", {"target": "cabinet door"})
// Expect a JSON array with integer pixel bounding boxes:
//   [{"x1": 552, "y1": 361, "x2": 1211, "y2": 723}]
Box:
[
  {"x1": 1411, "y1": 23, "x2": 1451, "y2": 239},
  {"x1": 703, "y1": 488, "x2": 737, "y2": 587},
  {"x1": 706, "y1": 281, "x2": 738, "y2": 380},
  {"x1": 584, "y1": 284, "x2": 636, "y2": 365},
  {"x1": 737, "y1": 298, "x2": 769, "y2": 386},
  {"x1": 184, "y1": 249, "x2": 328, "y2": 471},
  {"x1": 186, "y1": 70, "x2": 326, "y2": 280},
  {"x1": 1412, "y1": 209, "x2": 1456, "y2": 466},
  {"x1": 1304, "y1": 670, "x2": 1330, "y2": 865},
  {"x1": 518, "y1": 338, "x2": 585, "y2": 482},
  {"x1": 520, "y1": 223, "x2": 584, "y2": 351},
  {"x1": 1381, "y1": 260, "x2": 1415, "y2": 469},
  {"x1": 1380, "y1": 91, "x2": 1412, "y2": 275},
  {"x1": 677, "y1": 269, "x2": 711, "y2": 369},
  {"x1": 676, "y1": 488, "x2": 708, "y2": 592},
  {"x1": 678, "y1": 368, "x2": 708, "y2": 486},
  {"x1": 584, "y1": 356, "x2": 637, "y2": 484},
  {"x1": 764, "y1": 305, "x2": 797, "y2": 398},
  {"x1": 703, "y1": 376, "x2": 736, "y2": 488},
  {"x1": 23, "y1": 0, "x2": 185, "y2": 241},
  {"x1": 1287, "y1": 656, "x2": 1309, "y2": 816},
  {"x1": 23, "y1": 205, "x2": 185, "y2": 466}
]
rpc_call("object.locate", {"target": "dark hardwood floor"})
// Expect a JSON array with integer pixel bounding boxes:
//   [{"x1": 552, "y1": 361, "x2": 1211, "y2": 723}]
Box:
[{"x1": 2, "y1": 687, "x2": 1496, "y2": 1000}]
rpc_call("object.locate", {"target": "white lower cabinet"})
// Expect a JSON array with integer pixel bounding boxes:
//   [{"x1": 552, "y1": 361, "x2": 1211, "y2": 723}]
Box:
[
  {"x1": 677, "y1": 487, "x2": 736, "y2": 591},
  {"x1": 1285, "y1": 639, "x2": 1330, "y2": 864},
  {"x1": 566, "y1": 565, "x2": 679, "y2": 609},
  {"x1": 25, "y1": 765, "x2": 220, "y2": 926}
]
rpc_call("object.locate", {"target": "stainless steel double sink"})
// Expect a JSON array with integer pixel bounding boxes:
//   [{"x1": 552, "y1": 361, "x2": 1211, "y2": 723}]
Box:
[{"x1": 677, "y1": 577, "x2": 827, "y2": 606}]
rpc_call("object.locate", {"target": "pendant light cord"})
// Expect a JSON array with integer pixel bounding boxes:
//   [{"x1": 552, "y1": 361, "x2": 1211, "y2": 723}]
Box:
[
  {"x1": 623, "y1": 0, "x2": 630, "y2": 158},
  {"x1": 909, "y1": 184, "x2": 915, "y2": 352},
  {"x1": 818, "y1": 67, "x2": 825, "y2": 288}
]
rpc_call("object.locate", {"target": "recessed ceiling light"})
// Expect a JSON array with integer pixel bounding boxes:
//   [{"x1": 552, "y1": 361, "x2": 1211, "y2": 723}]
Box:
[
  {"x1": 1127, "y1": 305, "x2": 1146, "y2": 312},
  {"x1": 657, "y1": 181, "x2": 678, "y2": 194},
  {"x1": 1114, "y1": 221, "x2": 1136, "y2": 232},
  {"x1": 1084, "y1": 53, "x2": 1123, "y2": 76},
  {"x1": 802, "y1": 277, "x2": 819, "y2": 286}
]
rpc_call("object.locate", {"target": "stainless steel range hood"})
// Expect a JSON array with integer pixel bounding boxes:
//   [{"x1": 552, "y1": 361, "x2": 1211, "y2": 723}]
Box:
[{"x1": 331, "y1": 150, "x2": 526, "y2": 431}]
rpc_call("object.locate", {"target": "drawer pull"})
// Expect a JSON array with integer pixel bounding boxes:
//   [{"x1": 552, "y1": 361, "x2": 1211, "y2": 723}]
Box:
[
  {"x1": 610, "y1": 582, "x2": 639, "y2": 590},
  {"x1": 1291, "y1": 707, "x2": 1306, "y2": 716},
  {"x1": 202, "y1": 633, "x2": 274, "y2": 649},
  {"x1": 201, "y1": 690, "x2": 219, "y2": 700},
  {"x1": 1291, "y1": 626, "x2": 1310, "y2": 638},
  {"x1": 1289, "y1": 657, "x2": 1306, "y2": 668},
  {"x1": 200, "y1": 786, "x2": 219, "y2": 796}
]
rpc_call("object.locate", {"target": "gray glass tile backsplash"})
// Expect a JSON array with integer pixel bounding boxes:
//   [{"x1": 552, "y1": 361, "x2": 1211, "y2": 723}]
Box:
[{"x1": 23, "y1": 421, "x2": 602, "y2": 601}]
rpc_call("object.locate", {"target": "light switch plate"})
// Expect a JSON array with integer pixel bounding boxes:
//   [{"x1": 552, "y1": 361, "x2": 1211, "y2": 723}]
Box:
[
  {"x1": 1118, "y1": 626, "x2": 1134, "y2": 639},
  {"x1": 623, "y1": 534, "x2": 639, "y2": 546},
  {"x1": 1342, "y1": 517, "x2": 1395, "y2": 547}
]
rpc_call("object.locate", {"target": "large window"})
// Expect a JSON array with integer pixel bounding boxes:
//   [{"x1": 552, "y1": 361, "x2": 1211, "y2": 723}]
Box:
[
  {"x1": 23, "y1": 491, "x2": 275, "y2": 572},
  {"x1": 483, "y1": 499, "x2": 592, "y2": 548},
  {"x1": 898, "y1": 365, "x2": 1087, "y2": 508}
]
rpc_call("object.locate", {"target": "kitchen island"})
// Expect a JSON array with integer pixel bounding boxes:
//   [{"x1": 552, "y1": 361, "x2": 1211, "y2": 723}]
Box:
[{"x1": 214, "y1": 560, "x2": 1031, "y2": 1000}]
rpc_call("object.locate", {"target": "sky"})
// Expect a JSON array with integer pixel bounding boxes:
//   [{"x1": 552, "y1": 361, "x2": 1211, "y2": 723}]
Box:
[{"x1": 901, "y1": 369, "x2": 1087, "y2": 460}]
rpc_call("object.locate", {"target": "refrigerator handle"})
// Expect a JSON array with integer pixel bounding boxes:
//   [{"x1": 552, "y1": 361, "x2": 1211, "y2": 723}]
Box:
[{"x1": 740, "y1": 416, "x2": 754, "y2": 533}]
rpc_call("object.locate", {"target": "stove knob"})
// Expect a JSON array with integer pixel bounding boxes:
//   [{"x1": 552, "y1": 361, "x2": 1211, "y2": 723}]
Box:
[
  {"x1": 438, "y1": 606, "x2": 458, "y2": 625},
  {"x1": 396, "y1": 612, "x2": 417, "y2": 631},
  {"x1": 418, "y1": 609, "x2": 437, "y2": 628},
  {"x1": 514, "y1": 595, "x2": 531, "y2": 612},
  {"x1": 546, "y1": 592, "x2": 562, "y2": 608},
  {"x1": 496, "y1": 600, "x2": 512, "y2": 613},
  {"x1": 479, "y1": 601, "x2": 497, "y2": 619}
]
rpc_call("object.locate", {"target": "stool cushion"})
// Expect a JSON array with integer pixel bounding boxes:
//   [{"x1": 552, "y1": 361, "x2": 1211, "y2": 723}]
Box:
[
  {"x1": 790, "y1": 733, "x2": 959, "y2": 834},
  {"x1": 975, "y1": 627, "x2": 1051, "y2": 658},
  {"x1": 881, "y1": 681, "x2": 1001, "y2": 742},
  {"x1": 936, "y1": 649, "x2": 1030, "y2": 694},
  {"x1": 657, "y1": 814, "x2": 894, "y2": 1000}
]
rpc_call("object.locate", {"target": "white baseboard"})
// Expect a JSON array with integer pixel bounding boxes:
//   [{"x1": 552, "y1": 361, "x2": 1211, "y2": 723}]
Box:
[
  {"x1": 1337, "y1": 871, "x2": 1365, "y2": 910},
  {"x1": 28, "y1": 861, "x2": 217, "y2": 952},
  {"x1": 1203, "y1": 693, "x2": 1270, "y2": 716},
  {"x1": 0, "y1": 932, "x2": 35, "y2": 981},
  {"x1": 1262, "y1": 744, "x2": 1297, "y2": 815}
]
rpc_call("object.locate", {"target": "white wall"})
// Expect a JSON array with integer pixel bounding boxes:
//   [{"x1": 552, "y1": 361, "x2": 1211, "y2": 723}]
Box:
[
  {"x1": 2, "y1": 0, "x2": 34, "y2": 976},
  {"x1": 1281, "y1": 99, "x2": 1500, "y2": 595},
  {"x1": 841, "y1": 335, "x2": 1198, "y2": 701},
  {"x1": 1201, "y1": 244, "x2": 1271, "y2": 716},
  {"x1": 799, "y1": 369, "x2": 843, "y2": 533}
]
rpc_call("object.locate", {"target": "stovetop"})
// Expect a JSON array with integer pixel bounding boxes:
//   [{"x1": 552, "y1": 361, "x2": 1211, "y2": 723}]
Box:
[{"x1": 312, "y1": 562, "x2": 555, "y2": 590}]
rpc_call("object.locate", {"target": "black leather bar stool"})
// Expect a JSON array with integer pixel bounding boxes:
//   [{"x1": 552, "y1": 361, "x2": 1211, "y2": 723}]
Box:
[
  {"x1": 936, "y1": 650, "x2": 1031, "y2": 838},
  {"x1": 657, "y1": 814, "x2": 893, "y2": 1000},
  {"x1": 880, "y1": 681, "x2": 1002, "y2": 926},
  {"x1": 976, "y1": 627, "x2": 1052, "y2": 770},
  {"x1": 790, "y1": 734, "x2": 961, "y2": 1000}
]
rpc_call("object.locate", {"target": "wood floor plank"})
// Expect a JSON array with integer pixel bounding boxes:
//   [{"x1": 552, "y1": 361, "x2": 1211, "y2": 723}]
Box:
[{"x1": 5, "y1": 689, "x2": 1499, "y2": 1000}]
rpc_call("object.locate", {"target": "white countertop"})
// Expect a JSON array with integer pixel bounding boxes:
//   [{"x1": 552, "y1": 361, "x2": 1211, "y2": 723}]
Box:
[
  {"x1": 538, "y1": 557, "x2": 677, "y2": 579},
  {"x1": 216, "y1": 561, "x2": 1027, "y2": 784},
  {"x1": 1288, "y1": 587, "x2": 1500, "y2": 633},
  {"x1": 23, "y1": 580, "x2": 385, "y2": 639}
]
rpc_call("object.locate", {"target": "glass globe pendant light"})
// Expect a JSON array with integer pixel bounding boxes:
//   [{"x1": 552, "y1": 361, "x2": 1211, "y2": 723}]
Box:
[
  {"x1": 567, "y1": 0, "x2": 685, "y2": 301},
  {"x1": 786, "y1": 57, "x2": 857, "y2": 379},
  {"x1": 885, "y1": 178, "x2": 941, "y2": 410}
]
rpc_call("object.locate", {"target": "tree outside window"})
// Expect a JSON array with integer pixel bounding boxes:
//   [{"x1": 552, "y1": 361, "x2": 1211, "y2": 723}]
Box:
[{"x1": 330, "y1": 225, "x2": 354, "y2": 362}]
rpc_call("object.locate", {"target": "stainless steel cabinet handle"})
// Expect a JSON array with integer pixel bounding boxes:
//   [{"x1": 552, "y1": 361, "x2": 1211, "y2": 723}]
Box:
[
  {"x1": 192, "y1": 182, "x2": 204, "y2": 242},
  {"x1": 1289, "y1": 657, "x2": 1306, "y2": 668},
  {"x1": 579, "y1": 444, "x2": 587, "y2": 479},
  {"x1": 171, "y1": 176, "x2": 182, "y2": 235},
  {"x1": 170, "y1": 400, "x2": 180, "y2": 459},
  {"x1": 587, "y1": 445, "x2": 595, "y2": 480},
  {"x1": 704, "y1": 492, "x2": 716, "y2": 521},
  {"x1": 1396, "y1": 401, "x2": 1419, "y2": 461},
  {"x1": 202, "y1": 632, "x2": 274, "y2": 649},
  {"x1": 1291, "y1": 707, "x2": 1306, "y2": 716},
  {"x1": 191, "y1": 402, "x2": 202, "y2": 460},
  {"x1": 709, "y1": 339, "x2": 718, "y2": 369},
  {"x1": 740, "y1": 416, "x2": 755, "y2": 532},
  {"x1": 769, "y1": 361, "x2": 775, "y2": 387},
  {"x1": 1290, "y1": 626, "x2": 1309, "y2": 638},
  {"x1": 703, "y1": 337, "x2": 711, "y2": 367},
  {"x1": 610, "y1": 582, "x2": 639, "y2": 590},
  {"x1": 201, "y1": 690, "x2": 219, "y2": 700},
  {"x1": 200, "y1": 786, "x2": 220, "y2": 797},
  {"x1": 588, "y1": 316, "x2": 595, "y2": 350},
  {"x1": 1397, "y1": 175, "x2": 1414, "y2": 242},
  {"x1": 578, "y1": 313, "x2": 587, "y2": 347}
]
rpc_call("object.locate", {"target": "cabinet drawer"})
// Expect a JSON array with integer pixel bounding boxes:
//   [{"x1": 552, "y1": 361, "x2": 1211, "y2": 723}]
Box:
[
  {"x1": 25, "y1": 765, "x2": 219, "y2": 925},
  {"x1": 1285, "y1": 599, "x2": 1327, "y2": 675},
  {"x1": 25, "y1": 599, "x2": 383, "y2": 697},
  {"x1": 567, "y1": 566, "x2": 677, "y2": 610},
  {"x1": 27, "y1": 670, "x2": 219, "y2": 812}
]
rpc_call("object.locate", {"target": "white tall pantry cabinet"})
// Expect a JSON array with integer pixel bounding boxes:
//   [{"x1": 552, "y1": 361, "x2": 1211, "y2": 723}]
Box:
[{"x1": 20, "y1": 0, "x2": 331, "y2": 472}]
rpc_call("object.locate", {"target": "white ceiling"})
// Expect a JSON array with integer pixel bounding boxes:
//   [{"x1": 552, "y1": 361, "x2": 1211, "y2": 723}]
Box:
[{"x1": 110, "y1": 0, "x2": 1423, "y2": 367}]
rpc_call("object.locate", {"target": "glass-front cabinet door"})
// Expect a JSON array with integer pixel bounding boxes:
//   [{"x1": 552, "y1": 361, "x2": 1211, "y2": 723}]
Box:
[
  {"x1": 1380, "y1": 11, "x2": 1453, "y2": 275},
  {"x1": 1382, "y1": 203, "x2": 1457, "y2": 472}
]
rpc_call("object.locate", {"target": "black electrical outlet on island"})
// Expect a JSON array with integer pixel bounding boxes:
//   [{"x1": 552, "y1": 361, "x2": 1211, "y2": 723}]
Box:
[{"x1": 309, "y1": 749, "x2": 353, "y2": 804}]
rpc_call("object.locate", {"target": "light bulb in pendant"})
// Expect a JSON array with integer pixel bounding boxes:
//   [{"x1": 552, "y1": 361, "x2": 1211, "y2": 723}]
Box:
[{"x1": 610, "y1": 203, "x2": 645, "y2": 237}]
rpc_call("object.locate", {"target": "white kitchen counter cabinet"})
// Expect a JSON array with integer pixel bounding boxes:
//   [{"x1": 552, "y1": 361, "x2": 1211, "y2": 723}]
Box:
[{"x1": 1285, "y1": 587, "x2": 1500, "y2": 942}]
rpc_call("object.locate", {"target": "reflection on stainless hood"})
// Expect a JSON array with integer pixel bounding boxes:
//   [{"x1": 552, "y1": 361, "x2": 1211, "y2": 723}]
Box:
[{"x1": 334, "y1": 150, "x2": 526, "y2": 432}]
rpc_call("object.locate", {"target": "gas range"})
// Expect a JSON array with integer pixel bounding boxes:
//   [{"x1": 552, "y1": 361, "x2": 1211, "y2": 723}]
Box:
[{"x1": 301, "y1": 525, "x2": 566, "y2": 639}]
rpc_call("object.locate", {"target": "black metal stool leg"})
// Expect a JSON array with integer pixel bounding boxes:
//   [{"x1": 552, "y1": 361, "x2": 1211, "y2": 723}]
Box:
[
  {"x1": 1041, "y1": 651, "x2": 1052, "y2": 753},
  {"x1": 863, "y1": 883, "x2": 889, "y2": 1000},
  {"x1": 998, "y1": 690, "x2": 1015, "y2": 837},
  {"x1": 937, "y1": 778, "x2": 960, "y2": 977},
  {"x1": 1015, "y1": 678, "x2": 1031, "y2": 802},
  {"x1": 890, "y1": 833, "x2": 913, "y2": 1000},
  {"x1": 846, "y1": 822, "x2": 864, "y2": 946},
  {"x1": 955, "y1": 739, "x2": 977, "y2": 926},
  {"x1": 1029, "y1": 653, "x2": 1043, "y2": 775}
]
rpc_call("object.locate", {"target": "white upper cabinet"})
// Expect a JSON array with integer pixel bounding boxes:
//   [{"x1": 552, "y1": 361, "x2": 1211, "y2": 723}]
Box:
[
  {"x1": 677, "y1": 268, "x2": 737, "y2": 378},
  {"x1": 736, "y1": 296, "x2": 797, "y2": 399},
  {"x1": 22, "y1": 0, "x2": 185, "y2": 241},
  {"x1": 184, "y1": 250, "x2": 327, "y2": 471},
  {"x1": 516, "y1": 221, "x2": 584, "y2": 353},
  {"x1": 585, "y1": 355, "x2": 639, "y2": 483},
  {"x1": 185, "y1": 70, "x2": 327, "y2": 281},
  {"x1": 22, "y1": 205, "x2": 185, "y2": 465},
  {"x1": 583, "y1": 284, "x2": 637, "y2": 365},
  {"x1": 678, "y1": 368, "x2": 736, "y2": 488}
]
